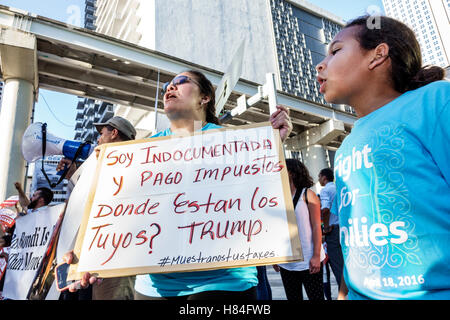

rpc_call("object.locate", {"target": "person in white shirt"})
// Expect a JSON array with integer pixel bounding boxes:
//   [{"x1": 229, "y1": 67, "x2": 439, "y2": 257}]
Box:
[
  {"x1": 58, "y1": 116, "x2": 137, "y2": 300},
  {"x1": 319, "y1": 168, "x2": 344, "y2": 290},
  {"x1": 273, "y1": 159, "x2": 325, "y2": 300},
  {"x1": 0, "y1": 183, "x2": 54, "y2": 249},
  {"x1": 13, "y1": 182, "x2": 54, "y2": 215}
]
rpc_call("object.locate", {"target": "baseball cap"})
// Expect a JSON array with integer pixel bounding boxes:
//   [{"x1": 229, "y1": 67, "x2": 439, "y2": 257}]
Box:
[{"x1": 93, "y1": 116, "x2": 136, "y2": 140}]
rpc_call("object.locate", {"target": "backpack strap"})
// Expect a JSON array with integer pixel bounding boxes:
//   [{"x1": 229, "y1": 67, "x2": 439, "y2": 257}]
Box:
[
  {"x1": 304, "y1": 187, "x2": 309, "y2": 205},
  {"x1": 292, "y1": 188, "x2": 301, "y2": 208}
]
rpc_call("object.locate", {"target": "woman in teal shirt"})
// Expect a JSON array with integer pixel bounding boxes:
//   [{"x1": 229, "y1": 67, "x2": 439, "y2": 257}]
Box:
[
  {"x1": 133, "y1": 70, "x2": 292, "y2": 300},
  {"x1": 316, "y1": 15, "x2": 449, "y2": 299}
]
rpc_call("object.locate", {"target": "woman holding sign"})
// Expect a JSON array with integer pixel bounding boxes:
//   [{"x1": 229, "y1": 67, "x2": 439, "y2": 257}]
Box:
[
  {"x1": 316, "y1": 15, "x2": 449, "y2": 299},
  {"x1": 70, "y1": 70, "x2": 293, "y2": 300},
  {"x1": 273, "y1": 159, "x2": 325, "y2": 300},
  {"x1": 135, "y1": 70, "x2": 291, "y2": 300}
]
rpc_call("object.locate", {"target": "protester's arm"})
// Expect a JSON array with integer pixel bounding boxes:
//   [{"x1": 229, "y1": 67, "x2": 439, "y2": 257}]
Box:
[
  {"x1": 0, "y1": 225, "x2": 15, "y2": 248},
  {"x1": 320, "y1": 188, "x2": 333, "y2": 234},
  {"x1": 338, "y1": 274, "x2": 348, "y2": 300},
  {"x1": 14, "y1": 182, "x2": 30, "y2": 209},
  {"x1": 56, "y1": 158, "x2": 78, "y2": 181},
  {"x1": 94, "y1": 146, "x2": 101, "y2": 159},
  {"x1": 63, "y1": 250, "x2": 100, "y2": 292},
  {"x1": 307, "y1": 190, "x2": 322, "y2": 274},
  {"x1": 321, "y1": 207, "x2": 332, "y2": 234},
  {"x1": 270, "y1": 105, "x2": 292, "y2": 142}
]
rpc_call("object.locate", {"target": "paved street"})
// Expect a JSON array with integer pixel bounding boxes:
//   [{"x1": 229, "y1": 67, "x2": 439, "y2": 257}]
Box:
[{"x1": 266, "y1": 264, "x2": 339, "y2": 300}]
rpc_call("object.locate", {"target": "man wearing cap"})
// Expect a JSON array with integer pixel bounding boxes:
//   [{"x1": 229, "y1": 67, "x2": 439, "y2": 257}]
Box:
[
  {"x1": 57, "y1": 116, "x2": 136, "y2": 184},
  {"x1": 57, "y1": 116, "x2": 136, "y2": 300},
  {"x1": 94, "y1": 115, "x2": 136, "y2": 145}
]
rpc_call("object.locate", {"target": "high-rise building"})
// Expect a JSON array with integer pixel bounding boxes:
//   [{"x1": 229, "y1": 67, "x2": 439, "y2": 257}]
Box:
[
  {"x1": 270, "y1": 0, "x2": 345, "y2": 108},
  {"x1": 382, "y1": 0, "x2": 450, "y2": 68},
  {"x1": 30, "y1": 156, "x2": 68, "y2": 205},
  {"x1": 84, "y1": 0, "x2": 97, "y2": 30},
  {"x1": 89, "y1": 0, "x2": 355, "y2": 177},
  {"x1": 93, "y1": 0, "x2": 345, "y2": 108},
  {"x1": 74, "y1": 0, "x2": 115, "y2": 143},
  {"x1": 74, "y1": 98, "x2": 115, "y2": 142}
]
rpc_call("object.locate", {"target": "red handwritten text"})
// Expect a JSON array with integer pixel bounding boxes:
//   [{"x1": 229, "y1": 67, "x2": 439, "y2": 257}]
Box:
[
  {"x1": 88, "y1": 223, "x2": 162, "y2": 265},
  {"x1": 94, "y1": 198, "x2": 160, "y2": 218},
  {"x1": 140, "y1": 170, "x2": 183, "y2": 187},
  {"x1": 173, "y1": 192, "x2": 242, "y2": 214},
  {"x1": 106, "y1": 150, "x2": 134, "y2": 168},
  {"x1": 178, "y1": 219, "x2": 263, "y2": 244}
]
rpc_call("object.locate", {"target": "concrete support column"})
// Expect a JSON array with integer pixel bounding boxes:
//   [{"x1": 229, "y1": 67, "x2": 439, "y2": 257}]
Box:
[
  {"x1": 301, "y1": 144, "x2": 328, "y2": 185},
  {"x1": 285, "y1": 119, "x2": 345, "y2": 191},
  {"x1": 0, "y1": 27, "x2": 38, "y2": 201},
  {"x1": 0, "y1": 79, "x2": 34, "y2": 200}
]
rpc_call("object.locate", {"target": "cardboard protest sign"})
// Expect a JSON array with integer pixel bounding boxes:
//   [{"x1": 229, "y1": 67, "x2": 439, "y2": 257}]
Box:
[
  {"x1": 0, "y1": 196, "x2": 19, "y2": 210},
  {"x1": 56, "y1": 152, "x2": 99, "y2": 264},
  {"x1": 68, "y1": 123, "x2": 302, "y2": 280},
  {"x1": 2, "y1": 204, "x2": 63, "y2": 300},
  {"x1": 0, "y1": 208, "x2": 16, "y2": 284},
  {"x1": 27, "y1": 202, "x2": 67, "y2": 300},
  {"x1": 0, "y1": 208, "x2": 16, "y2": 237}
]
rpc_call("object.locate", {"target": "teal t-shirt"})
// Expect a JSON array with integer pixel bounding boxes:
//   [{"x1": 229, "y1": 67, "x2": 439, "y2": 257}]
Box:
[
  {"x1": 134, "y1": 122, "x2": 258, "y2": 297},
  {"x1": 331, "y1": 81, "x2": 450, "y2": 299}
]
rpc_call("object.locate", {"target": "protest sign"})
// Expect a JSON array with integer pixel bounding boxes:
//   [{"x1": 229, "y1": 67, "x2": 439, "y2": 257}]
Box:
[
  {"x1": 56, "y1": 152, "x2": 99, "y2": 264},
  {"x1": 0, "y1": 208, "x2": 15, "y2": 237},
  {"x1": 2, "y1": 204, "x2": 63, "y2": 300},
  {"x1": 68, "y1": 123, "x2": 302, "y2": 280},
  {"x1": 0, "y1": 196, "x2": 19, "y2": 210},
  {"x1": 0, "y1": 246, "x2": 7, "y2": 282},
  {"x1": 0, "y1": 208, "x2": 16, "y2": 284}
]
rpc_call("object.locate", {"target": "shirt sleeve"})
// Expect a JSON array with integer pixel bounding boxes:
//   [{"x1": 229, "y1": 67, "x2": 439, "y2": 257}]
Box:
[
  {"x1": 330, "y1": 192, "x2": 339, "y2": 216},
  {"x1": 429, "y1": 98, "x2": 450, "y2": 184},
  {"x1": 320, "y1": 187, "x2": 332, "y2": 209}
]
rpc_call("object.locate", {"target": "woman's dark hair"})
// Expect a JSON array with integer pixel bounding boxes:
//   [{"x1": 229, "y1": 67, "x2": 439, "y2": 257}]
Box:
[
  {"x1": 319, "y1": 168, "x2": 334, "y2": 182},
  {"x1": 36, "y1": 187, "x2": 54, "y2": 205},
  {"x1": 286, "y1": 158, "x2": 314, "y2": 191},
  {"x1": 185, "y1": 69, "x2": 220, "y2": 125},
  {"x1": 345, "y1": 15, "x2": 445, "y2": 93}
]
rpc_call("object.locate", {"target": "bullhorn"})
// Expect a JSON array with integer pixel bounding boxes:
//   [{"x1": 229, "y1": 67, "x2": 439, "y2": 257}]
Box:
[{"x1": 21, "y1": 122, "x2": 94, "y2": 187}]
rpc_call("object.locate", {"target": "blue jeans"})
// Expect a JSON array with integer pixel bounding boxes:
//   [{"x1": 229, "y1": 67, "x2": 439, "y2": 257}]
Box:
[
  {"x1": 325, "y1": 225, "x2": 344, "y2": 289},
  {"x1": 256, "y1": 266, "x2": 272, "y2": 300},
  {"x1": 323, "y1": 261, "x2": 332, "y2": 300}
]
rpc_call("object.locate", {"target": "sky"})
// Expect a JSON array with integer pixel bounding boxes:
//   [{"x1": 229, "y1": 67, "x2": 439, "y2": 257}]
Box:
[{"x1": 0, "y1": 0, "x2": 384, "y2": 140}]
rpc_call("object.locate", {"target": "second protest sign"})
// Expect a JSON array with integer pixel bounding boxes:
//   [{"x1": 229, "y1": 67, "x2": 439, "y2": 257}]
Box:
[{"x1": 68, "y1": 122, "x2": 302, "y2": 279}]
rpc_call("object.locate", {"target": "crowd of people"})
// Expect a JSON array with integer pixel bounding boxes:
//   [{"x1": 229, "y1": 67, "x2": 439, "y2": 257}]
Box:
[
  {"x1": 0, "y1": 183, "x2": 54, "y2": 296},
  {"x1": 0, "y1": 14, "x2": 449, "y2": 300}
]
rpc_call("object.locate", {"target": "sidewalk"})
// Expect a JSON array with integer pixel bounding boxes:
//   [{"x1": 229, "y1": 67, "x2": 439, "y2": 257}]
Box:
[{"x1": 266, "y1": 265, "x2": 339, "y2": 300}]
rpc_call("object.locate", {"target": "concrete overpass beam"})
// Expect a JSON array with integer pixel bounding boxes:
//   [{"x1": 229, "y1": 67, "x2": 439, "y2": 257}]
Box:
[
  {"x1": 0, "y1": 28, "x2": 37, "y2": 201},
  {"x1": 285, "y1": 119, "x2": 345, "y2": 188}
]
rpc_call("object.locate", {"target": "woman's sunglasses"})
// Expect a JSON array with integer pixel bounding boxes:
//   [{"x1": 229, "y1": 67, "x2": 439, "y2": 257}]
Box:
[{"x1": 161, "y1": 75, "x2": 201, "y2": 96}]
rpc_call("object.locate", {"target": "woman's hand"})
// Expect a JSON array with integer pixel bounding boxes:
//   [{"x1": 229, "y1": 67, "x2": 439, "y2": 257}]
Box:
[
  {"x1": 309, "y1": 255, "x2": 321, "y2": 274},
  {"x1": 269, "y1": 105, "x2": 292, "y2": 142},
  {"x1": 63, "y1": 250, "x2": 101, "y2": 292}
]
